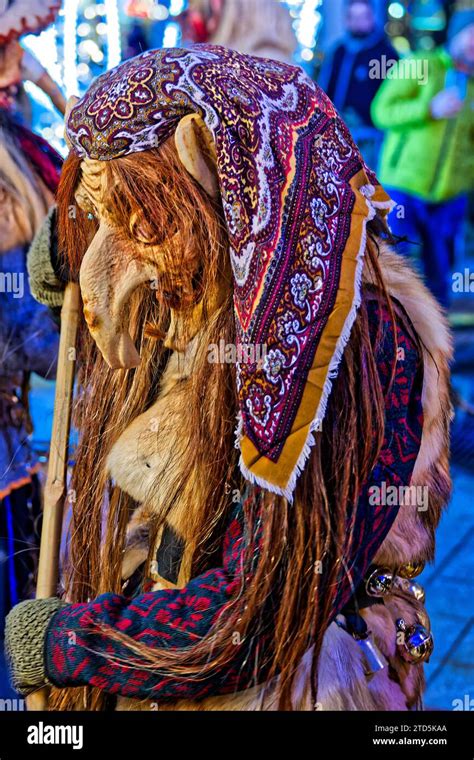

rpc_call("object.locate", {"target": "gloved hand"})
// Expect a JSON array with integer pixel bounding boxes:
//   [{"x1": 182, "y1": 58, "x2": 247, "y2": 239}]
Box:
[
  {"x1": 4, "y1": 598, "x2": 67, "y2": 696},
  {"x1": 27, "y1": 205, "x2": 69, "y2": 309}
]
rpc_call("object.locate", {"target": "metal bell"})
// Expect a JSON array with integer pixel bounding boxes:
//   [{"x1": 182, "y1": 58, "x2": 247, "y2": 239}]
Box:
[
  {"x1": 366, "y1": 566, "x2": 395, "y2": 597},
  {"x1": 396, "y1": 618, "x2": 434, "y2": 663},
  {"x1": 356, "y1": 635, "x2": 386, "y2": 678},
  {"x1": 394, "y1": 576, "x2": 426, "y2": 603},
  {"x1": 398, "y1": 561, "x2": 425, "y2": 580},
  {"x1": 335, "y1": 614, "x2": 386, "y2": 679}
]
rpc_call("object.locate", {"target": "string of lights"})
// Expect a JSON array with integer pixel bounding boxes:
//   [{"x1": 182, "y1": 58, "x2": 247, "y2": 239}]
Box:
[
  {"x1": 283, "y1": 0, "x2": 323, "y2": 64},
  {"x1": 21, "y1": 0, "x2": 452, "y2": 152}
]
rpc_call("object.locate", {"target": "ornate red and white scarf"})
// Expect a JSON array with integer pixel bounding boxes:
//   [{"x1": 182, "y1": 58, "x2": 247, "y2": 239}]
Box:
[{"x1": 66, "y1": 44, "x2": 394, "y2": 499}]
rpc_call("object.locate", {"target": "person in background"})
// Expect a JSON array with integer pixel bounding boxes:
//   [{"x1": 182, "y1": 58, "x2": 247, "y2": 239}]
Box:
[
  {"x1": 318, "y1": 0, "x2": 398, "y2": 166},
  {"x1": 0, "y1": 111, "x2": 61, "y2": 632},
  {"x1": 0, "y1": 0, "x2": 62, "y2": 639},
  {"x1": 178, "y1": 0, "x2": 296, "y2": 64},
  {"x1": 371, "y1": 4, "x2": 474, "y2": 308}
]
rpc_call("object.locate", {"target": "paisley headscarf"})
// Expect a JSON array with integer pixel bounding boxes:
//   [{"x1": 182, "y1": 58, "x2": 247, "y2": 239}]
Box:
[{"x1": 66, "y1": 45, "x2": 394, "y2": 500}]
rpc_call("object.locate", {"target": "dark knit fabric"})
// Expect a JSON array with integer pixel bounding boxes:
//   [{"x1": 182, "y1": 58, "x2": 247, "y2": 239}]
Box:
[{"x1": 45, "y1": 299, "x2": 423, "y2": 701}]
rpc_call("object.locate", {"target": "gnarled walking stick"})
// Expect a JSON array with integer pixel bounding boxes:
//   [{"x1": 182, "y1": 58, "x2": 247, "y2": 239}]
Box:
[{"x1": 26, "y1": 283, "x2": 80, "y2": 710}]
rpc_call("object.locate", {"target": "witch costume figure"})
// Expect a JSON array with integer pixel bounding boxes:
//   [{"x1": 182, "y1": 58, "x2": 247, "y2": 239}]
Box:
[{"x1": 6, "y1": 46, "x2": 452, "y2": 711}]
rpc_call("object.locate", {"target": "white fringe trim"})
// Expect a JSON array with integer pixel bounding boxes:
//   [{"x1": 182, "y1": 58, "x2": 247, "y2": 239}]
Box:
[{"x1": 237, "y1": 195, "x2": 394, "y2": 502}]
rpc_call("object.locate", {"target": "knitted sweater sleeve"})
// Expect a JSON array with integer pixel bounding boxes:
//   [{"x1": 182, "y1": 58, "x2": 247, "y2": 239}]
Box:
[
  {"x1": 44, "y1": 301, "x2": 423, "y2": 702},
  {"x1": 45, "y1": 495, "x2": 265, "y2": 701}
]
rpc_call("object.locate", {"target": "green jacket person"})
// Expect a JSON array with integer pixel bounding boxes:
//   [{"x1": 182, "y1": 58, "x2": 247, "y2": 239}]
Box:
[{"x1": 370, "y1": 7, "x2": 474, "y2": 306}]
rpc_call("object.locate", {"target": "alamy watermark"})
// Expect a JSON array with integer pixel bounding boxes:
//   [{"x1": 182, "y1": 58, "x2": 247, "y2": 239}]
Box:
[
  {"x1": 208, "y1": 339, "x2": 267, "y2": 365},
  {"x1": 0, "y1": 271, "x2": 24, "y2": 298},
  {"x1": 452, "y1": 269, "x2": 474, "y2": 293},
  {"x1": 369, "y1": 55, "x2": 428, "y2": 86},
  {"x1": 27, "y1": 721, "x2": 83, "y2": 750},
  {"x1": 452, "y1": 694, "x2": 474, "y2": 711},
  {"x1": 369, "y1": 482, "x2": 429, "y2": 511},
  {"x1": 0, "y1": 697, "x2": 25, "y2": 711}
]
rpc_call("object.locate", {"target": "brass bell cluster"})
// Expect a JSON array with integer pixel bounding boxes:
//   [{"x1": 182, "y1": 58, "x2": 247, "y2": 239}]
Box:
[
  {"x1": 364, "y1": 561, "x2": 433, "y2": 664},
  {"x1": 365, "y1": 562, "x2": 426, "y2": 603}
]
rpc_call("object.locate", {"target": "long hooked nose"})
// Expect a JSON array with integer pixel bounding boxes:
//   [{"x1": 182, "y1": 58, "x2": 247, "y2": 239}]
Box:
[{"x1": 79, "y1": 221, "x2": 159, "y2": 369}]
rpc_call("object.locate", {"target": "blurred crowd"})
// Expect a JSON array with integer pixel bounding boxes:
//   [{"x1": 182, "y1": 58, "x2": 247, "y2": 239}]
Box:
[
  {"x1": 135, "y1": 0, "x2": 474, "y2": 308},
  {"x1": 317, "y1": 0, "x2": 474, "y2": 309}
]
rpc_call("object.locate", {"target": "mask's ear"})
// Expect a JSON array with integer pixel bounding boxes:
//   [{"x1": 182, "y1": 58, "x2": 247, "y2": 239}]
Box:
[
  {"x1": 174, "y1": 114, "x2": 219, "y2": 198},
  {"x1": 64, "y1": 96, "x2": 79, "y2": 149}
]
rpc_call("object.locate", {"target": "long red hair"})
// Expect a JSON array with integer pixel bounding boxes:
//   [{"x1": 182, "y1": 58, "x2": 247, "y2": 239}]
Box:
[{"x1": 51, "y1": 142, "x2": 397, "y2": 710}]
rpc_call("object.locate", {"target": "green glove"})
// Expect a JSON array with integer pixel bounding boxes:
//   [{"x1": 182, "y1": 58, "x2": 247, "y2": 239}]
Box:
[
  {"x1": 27, "y1": 205, "x2": 68, "y2": 309},
  {"x1": 4, "y1": 598, "x2": 67, "y2": 696}
]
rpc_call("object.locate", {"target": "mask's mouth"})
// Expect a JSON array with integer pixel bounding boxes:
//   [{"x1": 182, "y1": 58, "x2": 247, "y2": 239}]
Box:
[{"x1": 88, "y1": 323, "x2": 141, "y2": 370}]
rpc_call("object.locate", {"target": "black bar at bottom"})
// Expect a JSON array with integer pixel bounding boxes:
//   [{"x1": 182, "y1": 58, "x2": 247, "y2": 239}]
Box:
[{"x1": 0, "y1": 709, "x2": 473, "y2": 757}]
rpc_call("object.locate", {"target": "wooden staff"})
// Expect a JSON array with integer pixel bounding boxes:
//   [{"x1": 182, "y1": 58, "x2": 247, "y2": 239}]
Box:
[{"x1": 26, "y1": 282, "x2": 81, "y2": 711}]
